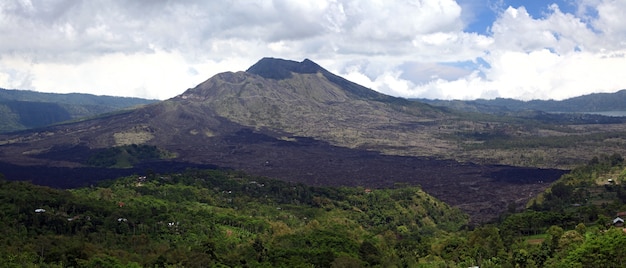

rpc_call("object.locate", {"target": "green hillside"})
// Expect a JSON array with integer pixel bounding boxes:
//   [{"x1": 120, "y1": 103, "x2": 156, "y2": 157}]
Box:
[
  {"x1": 492, "y1": 154, "x2": 626, "y2": 267},
  {"x1": 0, "y1": 88, "x2": 157, "y2": 133},
  {"x1": 0, "y1": 169, "x2": 467, "y2": 267},
  {"x1": 3, "y1": 159, "x2": 626, "y2": 267}
]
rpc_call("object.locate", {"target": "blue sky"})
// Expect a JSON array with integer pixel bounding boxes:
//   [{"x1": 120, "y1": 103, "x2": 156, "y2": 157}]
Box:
[
  {"x1": 461, "y1": 0, "x2": 581, "y2": 34},
  {"x1": 451, "y1": 0, "x2": 584, "y2": 80},
  {"x1": 1, "y1": 0, "x2": 625, "y2": 100},
  {"x1": 458, "y1": 0, "x2": 498, "y2": 34}
]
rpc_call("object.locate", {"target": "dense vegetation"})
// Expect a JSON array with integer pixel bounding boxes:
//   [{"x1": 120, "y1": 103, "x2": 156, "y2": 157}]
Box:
[
  {"x1": 0, "y1": 169, "x2": 467, "y2": 267},
  {"x1": 3, "y1": 154, "x2": 626, "y2": 267},
  {"x1": 494, "y1": 153, "x2": 626, "y2": 267}
]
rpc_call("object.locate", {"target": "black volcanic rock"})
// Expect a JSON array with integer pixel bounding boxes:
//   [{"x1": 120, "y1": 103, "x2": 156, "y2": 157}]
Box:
[{"x1": 246, "y1": 57, "x2": 323, "y2": 79}]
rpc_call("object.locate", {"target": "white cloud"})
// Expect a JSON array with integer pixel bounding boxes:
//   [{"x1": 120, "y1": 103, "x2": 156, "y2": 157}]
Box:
[
  {"x1": 391, "y1": 47, "x2": 626, "y2": 101},
  {"x1": 358, "y1": 1, "x2": 626, "y2": 101},
  {"x1": 0, "y1": 0, "x2": 625, "y2": 101},
  {"x1": 343, "y1": 0, "x2": 462, "y2": 40},
  {"x1": 0, "y1": 50, "x2": 252, "y2": 100}
]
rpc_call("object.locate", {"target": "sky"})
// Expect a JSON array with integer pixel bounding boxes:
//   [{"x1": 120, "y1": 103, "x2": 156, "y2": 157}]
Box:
[{"x1": 1, "y1": 0, "x2": 626, "y2": 101}]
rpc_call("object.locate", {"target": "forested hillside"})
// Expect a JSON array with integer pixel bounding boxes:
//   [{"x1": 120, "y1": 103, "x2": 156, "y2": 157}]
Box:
[
  {"x1": 0, "y1": 169, "x2": 466, "y2": 267},
  {"x1": 0, "y1": 88, "x2": 156, "y2": 133},
  {"x1": 493, "y1": 154, "x2": 626, "y2": 267},
  {"x1": 2, "y1": 157, "x2": 626, "y2": 267}
]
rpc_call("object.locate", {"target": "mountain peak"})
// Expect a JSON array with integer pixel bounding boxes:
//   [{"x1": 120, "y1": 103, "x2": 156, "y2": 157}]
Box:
[
  {"x1": 246, "y1": 57, "x2": 325, "y2": 79},
  {"x1": 180, "y1": 57, "x2": 407, "y2": 104}
]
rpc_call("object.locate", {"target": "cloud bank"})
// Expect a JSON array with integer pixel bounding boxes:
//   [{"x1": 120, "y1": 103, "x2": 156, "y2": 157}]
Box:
[{"x1": 0, "y1": 0, "x2": 625, "y2": 100}]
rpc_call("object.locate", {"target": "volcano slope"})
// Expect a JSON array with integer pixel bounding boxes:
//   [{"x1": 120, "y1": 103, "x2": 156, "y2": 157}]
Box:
[{"x1": 0, "y1": 58, "x2": 569, "y2": 223}]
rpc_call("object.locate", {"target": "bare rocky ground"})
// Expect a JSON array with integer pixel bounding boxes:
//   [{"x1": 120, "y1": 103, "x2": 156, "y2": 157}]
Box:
[
  {"x1": 0, "y1": 125, "x2": 566, "y2": 224},
  {"x1": 174, "y1": 128, "x2": 567, "y2": 224}
]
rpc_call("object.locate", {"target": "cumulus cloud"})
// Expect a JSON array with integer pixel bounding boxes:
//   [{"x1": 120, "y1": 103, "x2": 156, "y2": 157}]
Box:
[
  {"x1": 416, "y1": 2, "x2": 626, "y2": 100},
  {"x1": 0, "y1": 0, "x2": 625, "y2": 100}
]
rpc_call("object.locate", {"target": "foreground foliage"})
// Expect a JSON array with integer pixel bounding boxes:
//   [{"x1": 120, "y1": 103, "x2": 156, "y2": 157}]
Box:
[
  {"x1": 494, "y1": 154, "x2": 626, "y2": 267},
  {"x1": 0, "y1": 170, "x2": 466, "y2": 267},
  {"x1": 3, "y1": 154, "x2": 626, "y2": 267}
]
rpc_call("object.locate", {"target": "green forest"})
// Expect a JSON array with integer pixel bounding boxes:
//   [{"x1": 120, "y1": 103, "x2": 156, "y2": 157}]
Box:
[{"x1": 2, "y1": 154, "x2": 626, "y2": 267}]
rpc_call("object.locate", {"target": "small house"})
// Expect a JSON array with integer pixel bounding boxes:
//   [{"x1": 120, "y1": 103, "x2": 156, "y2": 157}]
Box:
[{"x1": 613, "y1": 217, "x2": 624, "y2": 227}]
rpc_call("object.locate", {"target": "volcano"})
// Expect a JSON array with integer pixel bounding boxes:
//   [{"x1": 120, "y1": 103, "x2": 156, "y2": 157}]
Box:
[{"x1": 0, "y1": 58, "x2": 566, "y2": 223}]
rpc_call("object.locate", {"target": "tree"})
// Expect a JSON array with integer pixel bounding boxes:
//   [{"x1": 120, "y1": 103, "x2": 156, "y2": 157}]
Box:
[
  {"x1": 596, "y1": 214, "x2": 610, "y2": 229},
  {"x1": 330, "y1": 256, "x2": 364, "y2": 268},
  {"x1": 557, "y1": 230, "x2": 584, "y2": 257},
  {"x1": 359, "y1": 240, "x2": 381, "y2": 266},
  {"x1": 574, "y1": 223, "x2": 586, "y2": 236},
  {"x1": 557, "y1": 228, "x2": 626, "y2": 267},
  {"x1": 468, "y1": 226, "x2": 506, "y2": 265},
  {"x1": 513, "y1": 248, "x2": 535, "y2": 268},
  {"x1": 550, "y1": 182, "x2": 572, "y2": 200},
  {"x1": 546, "y1": 225, "x2": 564, "y2": 253},
  {"x1": 253, "y1": 238, "x2": 268, "y2": 262}
]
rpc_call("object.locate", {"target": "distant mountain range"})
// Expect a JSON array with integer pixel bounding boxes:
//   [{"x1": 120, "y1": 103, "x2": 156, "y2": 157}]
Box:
[
  {"x1": 0, "y1": 88, "x2": 157, "y2": 133},
  {"x1": 4, "y1": 72, "x2": 625, "y2": 134},
  {"x1": 416, "y1": 90, "x2": 626, "y2": 115}
]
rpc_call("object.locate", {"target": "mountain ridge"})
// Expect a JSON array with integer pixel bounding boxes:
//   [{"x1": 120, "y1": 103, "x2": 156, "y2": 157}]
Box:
[
  {"x1": 0, "y1": 88, "x2": 158, "y2": 133},
  {"x1": 417, "y1": 89, "x2": 626, "y2": 114},
  {"x1": 245, "y1": 57, "x2": 323, "y2": 79}
]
